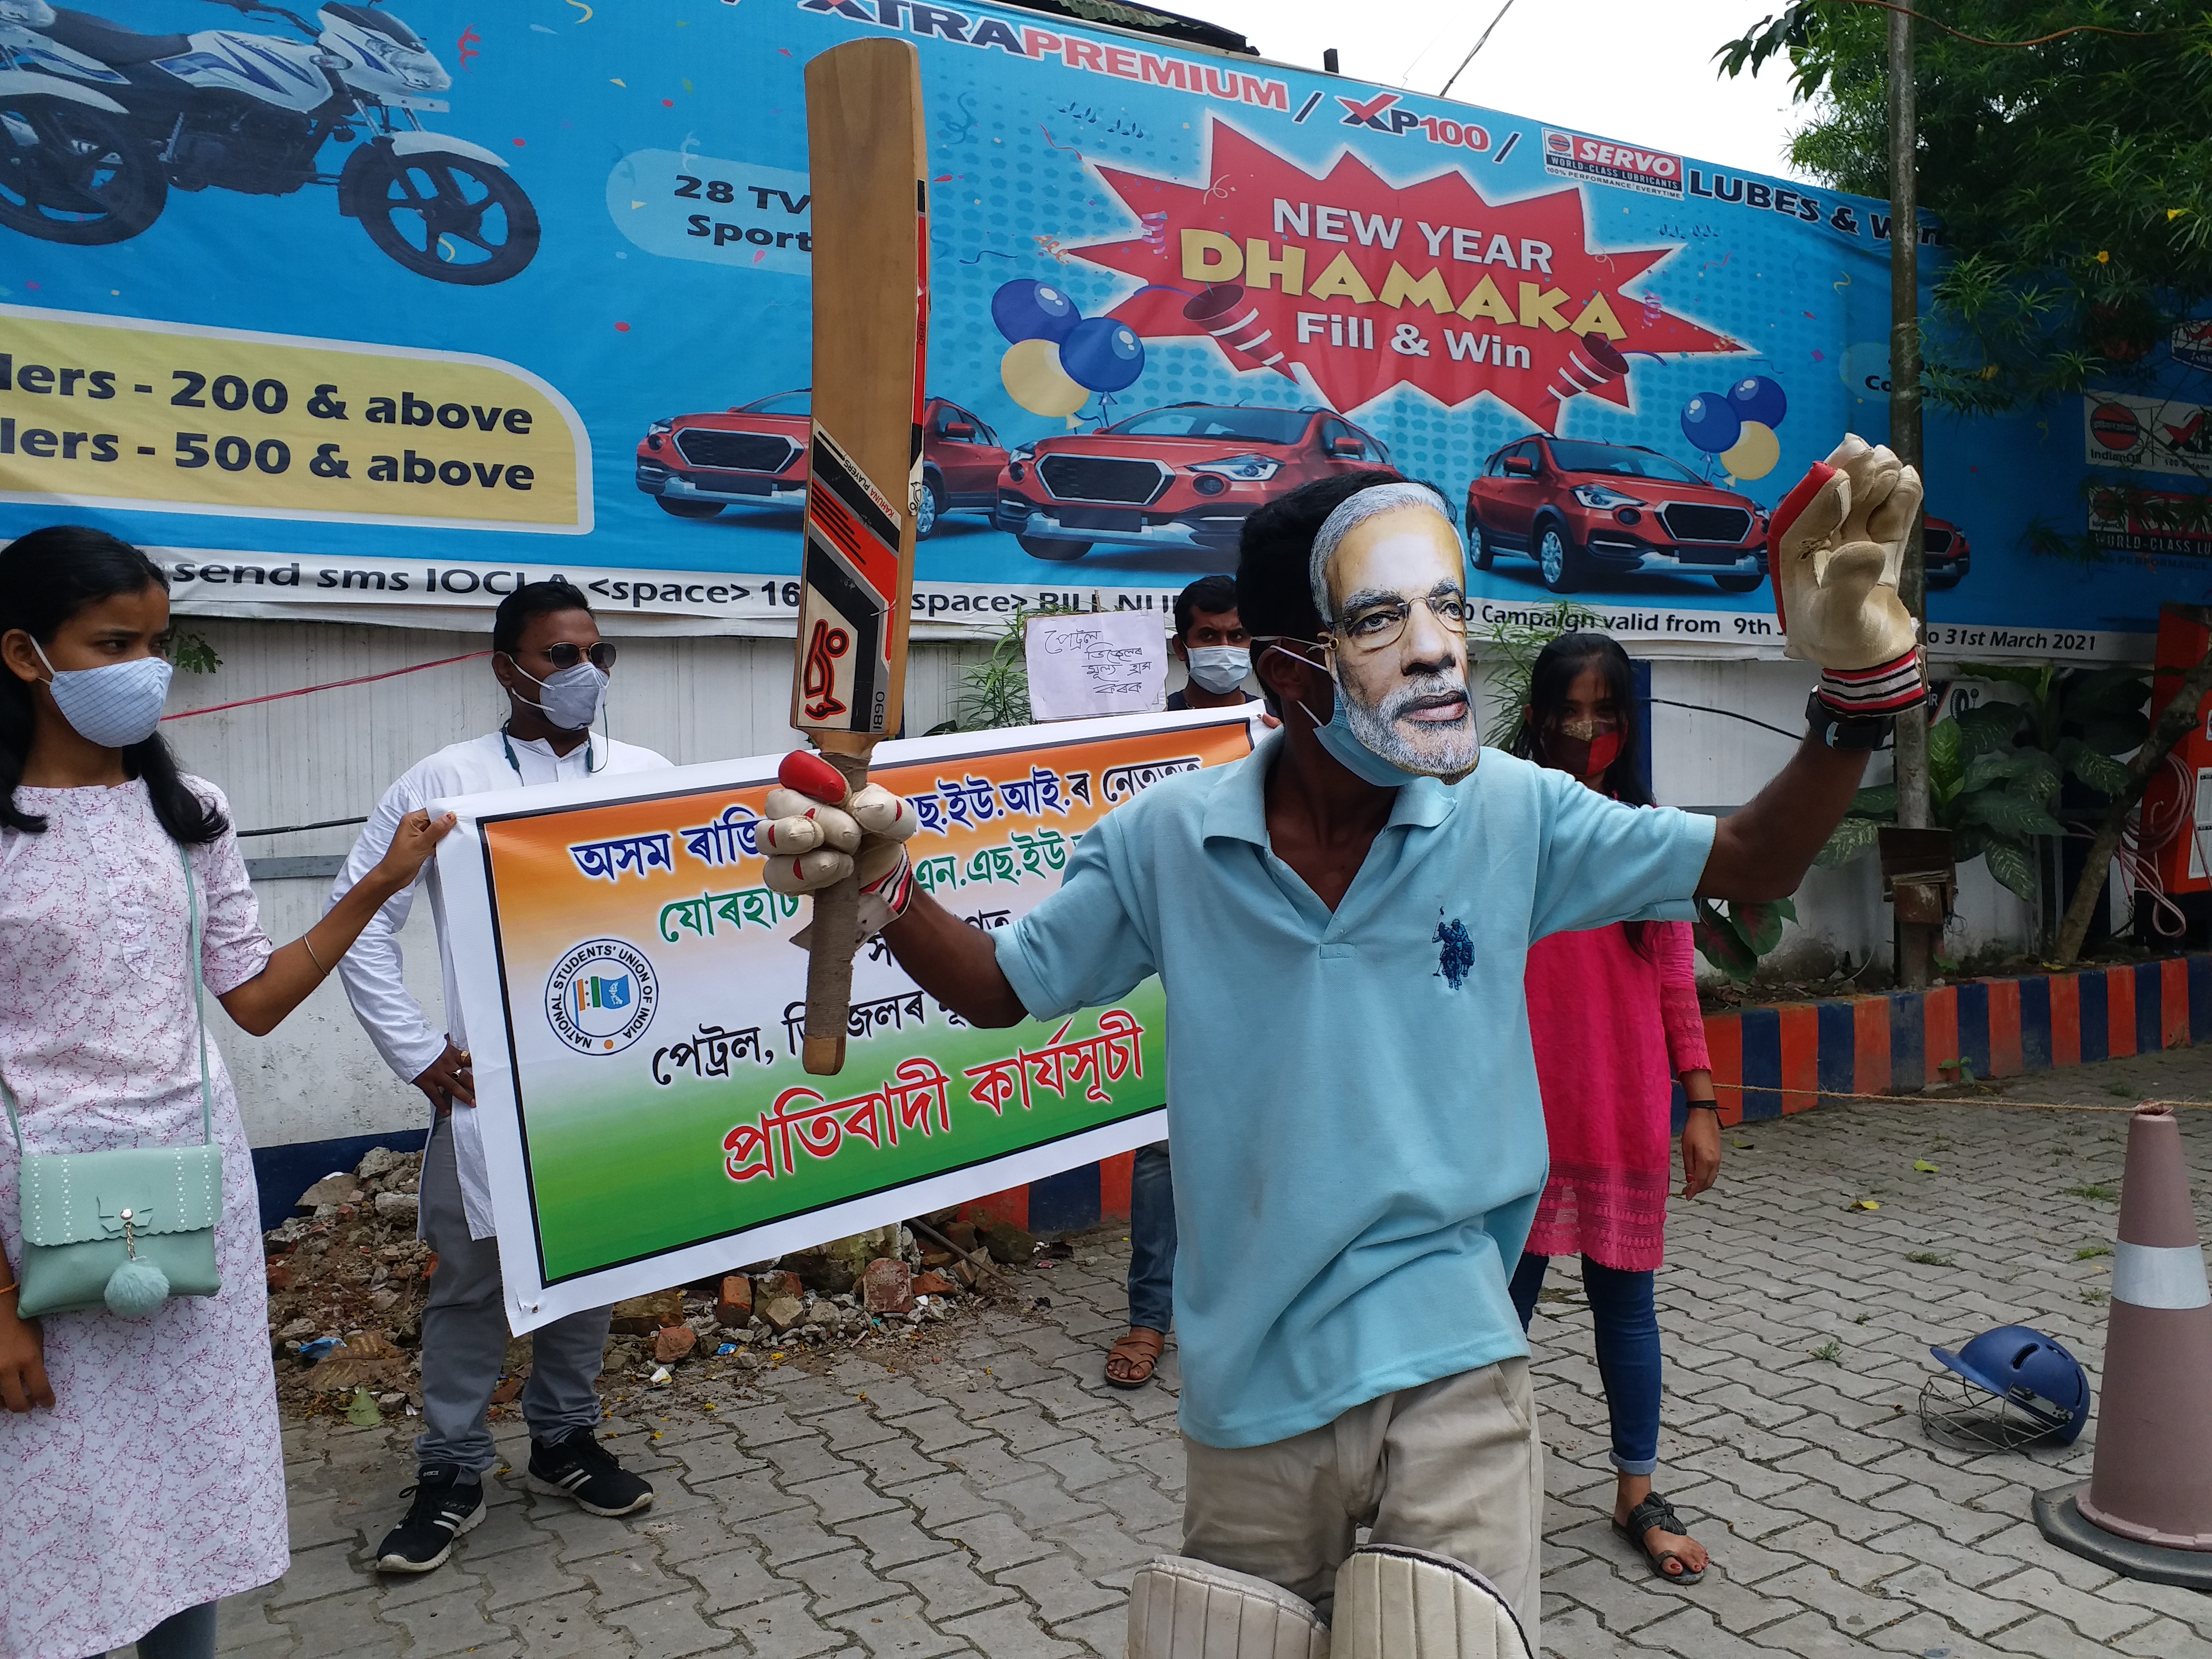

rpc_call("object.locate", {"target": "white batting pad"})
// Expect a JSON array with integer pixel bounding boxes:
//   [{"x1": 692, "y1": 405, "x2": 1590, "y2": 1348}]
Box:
[
  {"x1": 1330, "y1": 1545, "x2": 1532, "y2": 1659},
  {"x1": 1126, "y1": 1556, "x2": 1331, "y2": 1659}
]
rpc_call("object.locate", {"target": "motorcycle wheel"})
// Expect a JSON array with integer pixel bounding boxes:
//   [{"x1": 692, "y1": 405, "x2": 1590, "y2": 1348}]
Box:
[
  {"x1": 354, "y1": 148, "x2": 539, "y2": 286},
  {"x1": 0, "y1": 99, "x2": 165, "y2": 247}
]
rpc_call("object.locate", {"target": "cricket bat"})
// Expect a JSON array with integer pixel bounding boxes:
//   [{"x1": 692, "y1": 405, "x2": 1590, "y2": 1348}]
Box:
[{"x1": 791, "y1": 37, "x2": 929, "y2": 1076}]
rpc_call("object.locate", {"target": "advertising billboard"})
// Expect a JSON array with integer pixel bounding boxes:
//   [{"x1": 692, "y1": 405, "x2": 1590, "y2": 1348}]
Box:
[{"x1": 0, "y1": 0, "x2": 2194, "y2": 658}]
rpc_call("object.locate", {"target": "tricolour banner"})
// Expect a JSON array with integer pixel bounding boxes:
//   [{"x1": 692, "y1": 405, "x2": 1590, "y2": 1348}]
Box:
[{"x1": 435, "y1": 706, "x2": 1255, "y2": 1331}]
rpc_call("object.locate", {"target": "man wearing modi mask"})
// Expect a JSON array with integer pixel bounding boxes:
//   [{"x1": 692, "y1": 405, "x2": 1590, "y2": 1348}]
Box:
[{"x1": 756, "y1": 453, "x2": 1925, "y2": 1656}]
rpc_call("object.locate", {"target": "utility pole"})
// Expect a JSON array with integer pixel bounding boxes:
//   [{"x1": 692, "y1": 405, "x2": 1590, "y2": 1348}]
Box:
[{"x1": 1887, "y1": 1, "x2": 1934, "y2": 989}]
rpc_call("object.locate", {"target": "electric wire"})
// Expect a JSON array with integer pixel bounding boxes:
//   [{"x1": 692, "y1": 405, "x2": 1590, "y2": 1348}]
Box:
[{"x1": 1437, "y1": 0, "x2": 1518, "y2": 98}]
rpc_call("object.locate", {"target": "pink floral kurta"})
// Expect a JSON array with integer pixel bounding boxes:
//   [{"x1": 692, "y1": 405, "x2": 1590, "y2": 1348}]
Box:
[{"x1": 0, "y1": 779, "x2": 288, "y2": 1659}]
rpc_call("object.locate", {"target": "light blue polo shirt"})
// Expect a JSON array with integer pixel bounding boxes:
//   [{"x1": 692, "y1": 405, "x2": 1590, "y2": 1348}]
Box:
[{"x1": 994, "y1": 733, "x2": 1717, "y2": 1449}]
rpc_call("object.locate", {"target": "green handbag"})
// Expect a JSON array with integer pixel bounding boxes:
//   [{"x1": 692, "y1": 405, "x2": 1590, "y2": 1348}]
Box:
[{"x1": 4, "y1": 843, "x2": 223, "y2": 1319}]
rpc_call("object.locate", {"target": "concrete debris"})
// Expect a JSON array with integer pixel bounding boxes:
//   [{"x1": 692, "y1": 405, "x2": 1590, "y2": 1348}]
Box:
[
  {"x1": 715, "y1": 1275, "x2": 752, "y2": 1327},
  {"x1": 862, "y1": 1256, "x2": 915, "y2": 1314},
  {"x1": 296, "y1": 1173, "x2": 362, "y2": 1208},
  {"x1": 609, "y1": 1287, "x2": 684, "y2": 1334},
  {"x1": 264, "y1": 1181, "x2": 1045, "y2": 1421}
]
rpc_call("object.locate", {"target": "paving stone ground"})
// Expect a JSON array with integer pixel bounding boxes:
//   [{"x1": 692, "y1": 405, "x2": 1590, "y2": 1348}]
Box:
[{"x1": 208, "y1": 1046, "x2": 2212, "y2": 1658}]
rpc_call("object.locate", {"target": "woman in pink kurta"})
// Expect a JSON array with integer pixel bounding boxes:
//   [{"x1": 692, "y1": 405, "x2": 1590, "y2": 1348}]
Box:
[
  {"x1": 0, "y1": 527, "x2": 452, "y2": 1659},
  {"x1": 1508, "y1": 632, "x2": 1722, "y2": 1587}
]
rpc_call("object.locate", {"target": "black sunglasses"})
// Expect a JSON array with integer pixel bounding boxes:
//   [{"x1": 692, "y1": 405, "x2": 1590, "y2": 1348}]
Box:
[{"x1": 541, "y1": 641, "x2": 618, "y2": 672}]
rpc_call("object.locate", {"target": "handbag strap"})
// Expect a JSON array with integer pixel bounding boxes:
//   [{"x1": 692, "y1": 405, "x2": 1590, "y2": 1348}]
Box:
[{"x1": 2, "y1": 842, "x2": 213, "y2": 1152}]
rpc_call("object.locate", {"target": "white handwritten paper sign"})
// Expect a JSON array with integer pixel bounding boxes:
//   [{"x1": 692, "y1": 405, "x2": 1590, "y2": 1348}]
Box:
[{"x1": 1024, "y1": 611, "x2": 1167, "y2": 722}]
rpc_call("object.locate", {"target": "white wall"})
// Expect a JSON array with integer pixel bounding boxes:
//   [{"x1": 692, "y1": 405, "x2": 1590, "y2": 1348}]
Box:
[{"x1": 163, "y1": 619, "x2": 989, "y2": 1152}]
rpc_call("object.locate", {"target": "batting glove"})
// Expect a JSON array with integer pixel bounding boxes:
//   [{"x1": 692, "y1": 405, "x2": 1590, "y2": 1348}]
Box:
[
  {"x1": 761, "y1": 750, "x2": 920, "y2": 945},
  {"x1": 1769, "y1": 433, "x2": 1926, "y2": 719}
]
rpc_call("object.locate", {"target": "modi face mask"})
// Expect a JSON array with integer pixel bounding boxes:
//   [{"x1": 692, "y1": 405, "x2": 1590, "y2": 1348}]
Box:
[{"x1": 1307, "y1": 483, "x2": 1480, "y2": 783}]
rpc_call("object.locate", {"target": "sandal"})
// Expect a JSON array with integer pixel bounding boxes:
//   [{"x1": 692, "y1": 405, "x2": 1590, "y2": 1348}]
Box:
[
  {"x1": 1615, "y1": 1491, "x2": 1706, "y2": 1586},
  {"x1": 1105, "y1": 1327, "x2": 1165, "y2": 1389}
]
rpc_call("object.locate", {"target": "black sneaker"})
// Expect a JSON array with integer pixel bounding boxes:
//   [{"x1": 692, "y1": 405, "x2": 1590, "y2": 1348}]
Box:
[
  {"x1": 527, "y1": 1428, "x2": 655, "y2": 1517},
  {"x1": 373, "y1": 1465, "x2": 484, "y2": 1574}
]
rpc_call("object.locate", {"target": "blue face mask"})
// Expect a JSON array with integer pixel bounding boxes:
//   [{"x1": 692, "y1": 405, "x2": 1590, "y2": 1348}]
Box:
[
  {"x1": 33, "y1": 640, "x2": 172, "y2": 749},
  {"x1": 1262, "y1": 642, "x2": 1426, "y2": 788}
]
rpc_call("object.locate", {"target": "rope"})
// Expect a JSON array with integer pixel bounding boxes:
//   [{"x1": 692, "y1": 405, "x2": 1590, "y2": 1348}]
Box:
[
  {"x1": 162, "y1": 650, "x2": 492, "y2": 721},
  {"x1": 1715, "y1": 1080, "x2": 2212, "y2": 1114},
  {"x1": 236, "y1": 816, "x2": 371, "y2": 840}
]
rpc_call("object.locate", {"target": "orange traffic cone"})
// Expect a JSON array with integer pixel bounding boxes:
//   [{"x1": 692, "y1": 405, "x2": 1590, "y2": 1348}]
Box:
[{"x1": 2035, "y1": 1103, "x2": 2212, "y2": 1589}]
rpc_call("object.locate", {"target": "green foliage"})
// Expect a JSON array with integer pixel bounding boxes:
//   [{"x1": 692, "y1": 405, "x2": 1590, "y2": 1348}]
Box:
[
  {"x1": 1722, "y1": 1, "x2": 2212, "y2": 421},
  {"x1": 1816, "y1": 667, "x2": 2151, "y2": 907},
  {"x1": 1474, "y1": 602, "x2": 1607, "y2": 751},
  {"x1": 166, "y1": 630, "x2": 222, "y2": 675},
  {"x1": 929, "y1": 603, "x2": 1037, "y2": 734},
  {"x1": 1694, "y1": 895, "x2": 1799, "y2": 981}
]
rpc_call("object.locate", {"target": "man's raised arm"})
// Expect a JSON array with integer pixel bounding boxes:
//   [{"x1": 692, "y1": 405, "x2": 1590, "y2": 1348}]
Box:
[
  {"x1": 1698, "y1": 735, "x2": 1870, "y2": 902},
  {"x1": 1701, "y1": 433, "x2": 1927, "y2": 905}
]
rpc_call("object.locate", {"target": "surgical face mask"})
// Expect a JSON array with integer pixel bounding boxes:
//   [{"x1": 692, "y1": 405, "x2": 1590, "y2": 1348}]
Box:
[
  {"x1": 510, "y1": 657, "x2": 609, "y2": 732},
  {"x1": 32, "y1": 639, "x2": 172, "y2": 749},
  {"x1": 1184, "y1": 644, "x2": 1250, "y2": 695},
  {"x1": 1545, "y1": 715, "x2": 1623, "y2": 783}
]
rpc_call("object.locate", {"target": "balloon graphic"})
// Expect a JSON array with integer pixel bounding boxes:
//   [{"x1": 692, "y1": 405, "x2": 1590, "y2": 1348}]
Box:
[
  {"x1": 1680, "y1": 392, "x2": 1741, "y2": 454},
  {"x1": 1726, "y1": 374, "x2": 1788, "y2": 429},
  {"x1": 1058, "y1": 316, "x2": 1145, "y2": 392},
  {"x1": 1000, "y1": 338, "x2": 1089, "y2": 417},
  {"x1": 991, "y1": 279, "x2": 1080, "y2": 344},
  {"x1": 1719, "y1": 420, "x2": 1780, "y2": 481}
]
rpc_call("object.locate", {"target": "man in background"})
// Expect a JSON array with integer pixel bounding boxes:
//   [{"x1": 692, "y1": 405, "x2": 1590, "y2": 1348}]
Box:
[
  {"x1": 1164, "y1": 572, "x2": 1253, "y2": 714},
  {"x1": 1106, "y1": 576, "x2": 1257, "y2": 1390},
  {"x1": 332, "y1": 579, "x2": 669, "y2": 1574}
]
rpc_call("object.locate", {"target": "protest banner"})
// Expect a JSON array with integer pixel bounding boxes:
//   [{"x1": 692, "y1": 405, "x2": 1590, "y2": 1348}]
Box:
[
  {"x1": 1024, "y1": 610, "x2": 1167, "y2": 721},
  {"x1": 433, "y1": 706, "x2": 1256, "y2": 1332}
]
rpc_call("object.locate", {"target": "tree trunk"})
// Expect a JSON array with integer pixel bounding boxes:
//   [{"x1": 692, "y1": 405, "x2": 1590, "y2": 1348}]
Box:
[
  {"x1": 2055, "y1": 642, "x2": 2212, "y2": 963},
  {"x1": 1887, "y1": 3, "x2": 1933, "y2": 988}
]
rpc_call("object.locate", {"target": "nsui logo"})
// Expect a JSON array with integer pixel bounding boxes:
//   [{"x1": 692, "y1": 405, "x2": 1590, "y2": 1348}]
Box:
[{"x1": 545, "y1": 938, "x2": 659, "y2": 1055}]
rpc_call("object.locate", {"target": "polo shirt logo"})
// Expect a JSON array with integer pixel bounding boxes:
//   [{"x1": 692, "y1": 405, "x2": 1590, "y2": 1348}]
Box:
[{"x1": 1434, "y1": 914, "x2": 1474, "y2": 990}]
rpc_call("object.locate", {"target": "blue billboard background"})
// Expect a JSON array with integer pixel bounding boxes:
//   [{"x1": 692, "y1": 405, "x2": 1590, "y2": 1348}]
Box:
[{"x1": 0, "y1": 0, "x2": 2190, "y2": 654}]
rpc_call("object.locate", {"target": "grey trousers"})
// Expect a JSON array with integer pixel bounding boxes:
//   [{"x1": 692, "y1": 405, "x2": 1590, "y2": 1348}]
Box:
[
  {"x1": 415, "y1": 1116, "x2": 613, "y2": 1472},
  {"x1": 1180, "y1": 1358, "x2": 1543, "y2": 1641}
]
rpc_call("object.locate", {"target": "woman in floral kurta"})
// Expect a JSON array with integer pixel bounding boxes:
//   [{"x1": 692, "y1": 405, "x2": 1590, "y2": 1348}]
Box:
[{"x1": 0, "y1": 526, "x2": 452, "y2": 1659}]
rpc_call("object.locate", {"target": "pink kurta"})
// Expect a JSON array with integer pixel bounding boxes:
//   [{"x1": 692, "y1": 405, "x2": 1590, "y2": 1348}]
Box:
[
  {"x1": 1523, "y1": 920, "x2": 1709, "y2": 1272},
  {"x1": 0, "y1": 779, "x2": 288, "y2": 1659}
]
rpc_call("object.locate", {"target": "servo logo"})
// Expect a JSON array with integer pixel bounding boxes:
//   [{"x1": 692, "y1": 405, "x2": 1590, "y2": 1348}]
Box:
[{"x1": 545, "y1": 938, "x2": 659, "y2": 1055}]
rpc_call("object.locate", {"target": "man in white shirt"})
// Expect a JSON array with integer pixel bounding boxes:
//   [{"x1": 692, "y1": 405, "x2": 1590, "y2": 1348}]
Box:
[{"x1": 331, "y1": 579, "x2": 671, "y2": 1574}]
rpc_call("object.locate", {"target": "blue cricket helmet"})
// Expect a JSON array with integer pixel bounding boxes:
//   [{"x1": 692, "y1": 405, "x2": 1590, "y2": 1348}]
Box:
[{"x1": 1929, "y1": 1325, "x2": 2091, "y2": 1445}]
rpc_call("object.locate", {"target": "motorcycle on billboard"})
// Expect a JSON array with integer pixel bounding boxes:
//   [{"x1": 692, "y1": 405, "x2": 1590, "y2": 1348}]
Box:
[{"x1": 0, "y1": 0, "x2": 534, "y2": 281}]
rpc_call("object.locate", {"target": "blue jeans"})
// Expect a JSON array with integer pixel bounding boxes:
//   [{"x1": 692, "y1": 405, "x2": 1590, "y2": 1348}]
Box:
[
  {"x1": 1127, "y1": 1141, "x2": 1175, "y2": 1332},
  {"x1": 1509, "y1": 1253, "x2": 1660, "y2": 1477}
]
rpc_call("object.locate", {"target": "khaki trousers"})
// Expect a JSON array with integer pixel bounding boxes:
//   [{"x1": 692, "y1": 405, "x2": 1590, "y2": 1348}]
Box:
[{"x1": 1181, "y1": 1358, "x2": 1543, "y2": 1641}]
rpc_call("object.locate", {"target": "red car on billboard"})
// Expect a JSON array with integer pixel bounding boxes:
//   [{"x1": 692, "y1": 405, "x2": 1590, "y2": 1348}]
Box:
[
  {"x1": 1751, "y1": 514, "x2": 1970, "y2": 588},
  {"x1": 993, "y1": 403, "x2": 1393, "y2": 562},
  {"x1": 1467, "y1": 435, "x2": 1768, "y2": 594},
  {"x1": 635, "y1": 391, "x2": 1010, "y2": 537},
  {"x1": 1920, "y1": 516, "x2": 1971, "y2": 589}
]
